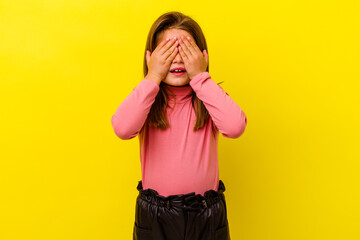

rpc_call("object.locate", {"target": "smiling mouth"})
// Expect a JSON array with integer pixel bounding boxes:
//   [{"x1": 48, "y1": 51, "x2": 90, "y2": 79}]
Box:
[{"x1": 170, "y1": 71, "x2": 186, "y2": 76}]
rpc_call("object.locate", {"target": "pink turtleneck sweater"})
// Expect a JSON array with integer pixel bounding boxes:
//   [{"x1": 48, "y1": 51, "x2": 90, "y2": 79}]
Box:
[{"x1": 111, "y1": 72, "x2": 247, "y2": 197}]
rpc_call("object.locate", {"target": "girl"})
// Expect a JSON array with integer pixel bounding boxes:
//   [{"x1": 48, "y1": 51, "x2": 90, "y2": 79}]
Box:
[{"x1": 111, "y1": 11, "x2": 247, "y2": 240}]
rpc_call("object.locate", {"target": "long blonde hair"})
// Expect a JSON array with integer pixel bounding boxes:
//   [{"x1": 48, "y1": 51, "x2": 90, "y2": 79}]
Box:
[{"x1": 140, "y1": 11, "x2": 222, "y2": 137}]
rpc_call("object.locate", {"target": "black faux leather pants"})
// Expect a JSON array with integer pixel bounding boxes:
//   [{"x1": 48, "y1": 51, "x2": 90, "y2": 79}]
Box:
[{"x1": 133, "y1": 180, "x2": 231, "y2": 240}]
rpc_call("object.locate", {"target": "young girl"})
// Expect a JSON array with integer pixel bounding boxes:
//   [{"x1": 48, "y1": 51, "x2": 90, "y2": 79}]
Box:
[{"x1": 111, "y1": 11, "x2": 247, "y2": 240}]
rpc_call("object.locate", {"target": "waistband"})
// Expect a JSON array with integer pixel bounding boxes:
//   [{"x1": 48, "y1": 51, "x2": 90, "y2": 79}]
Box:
[{"x1": 136, "y1": 180, "x2": 226, "y2": 211}]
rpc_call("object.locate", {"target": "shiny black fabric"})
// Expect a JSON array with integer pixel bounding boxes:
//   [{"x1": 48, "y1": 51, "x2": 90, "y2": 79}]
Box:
[{"x1": 133, "y1": 179, "x2": 231, "y2": 240}]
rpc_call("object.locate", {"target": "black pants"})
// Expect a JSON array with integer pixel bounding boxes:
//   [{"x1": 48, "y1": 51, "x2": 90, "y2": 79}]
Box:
[{"x1": 133, "y1": 179, "x2": 231, "y2": 240}]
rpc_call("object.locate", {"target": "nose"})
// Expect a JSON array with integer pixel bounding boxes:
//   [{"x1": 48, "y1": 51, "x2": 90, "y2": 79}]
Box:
[{"x1": 172, "y1": 49, "x2": 183, "y2": 63}]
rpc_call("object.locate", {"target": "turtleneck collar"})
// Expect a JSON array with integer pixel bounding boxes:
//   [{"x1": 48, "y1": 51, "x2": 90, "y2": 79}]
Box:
[{"x1": 164, "y1": 83, "x2": 194, "y2": 103}]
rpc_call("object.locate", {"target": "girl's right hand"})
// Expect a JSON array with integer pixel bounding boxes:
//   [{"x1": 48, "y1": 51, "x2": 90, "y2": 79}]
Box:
[{"x1": 145, "y1": 37, "x2": 179, "y2": 84}]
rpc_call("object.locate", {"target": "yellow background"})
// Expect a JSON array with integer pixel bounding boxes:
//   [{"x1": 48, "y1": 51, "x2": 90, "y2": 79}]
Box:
[{"x1": 1, "y1": 0, "x2": 359, "y2": 239}]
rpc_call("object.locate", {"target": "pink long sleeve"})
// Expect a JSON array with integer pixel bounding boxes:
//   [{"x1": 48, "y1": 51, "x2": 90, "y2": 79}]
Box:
[
  {"x1": 111, "y1": 72, "x2": 247, "y2": 197},
  {"x1": 111, "y1": 79, "x2": 159, "y2": 140},
  {"x1": 189, "y1": 72, "x2": 248, "y2": 138}
]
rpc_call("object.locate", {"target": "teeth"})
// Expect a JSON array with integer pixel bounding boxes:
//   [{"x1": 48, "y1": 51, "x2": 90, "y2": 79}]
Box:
[{"x1": 174, "y1": 69, "x2": 183, "y2": 72}]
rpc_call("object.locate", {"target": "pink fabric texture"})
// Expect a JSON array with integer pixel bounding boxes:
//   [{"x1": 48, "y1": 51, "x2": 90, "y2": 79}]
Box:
[{"x1": 111, "y1": 72, "x2": 247, "y2": 197}]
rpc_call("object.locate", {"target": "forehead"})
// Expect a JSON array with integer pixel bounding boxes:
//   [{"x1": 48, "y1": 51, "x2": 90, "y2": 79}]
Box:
[{"x1": 156, "y1": 29, "x2": 195, "y2": 44}]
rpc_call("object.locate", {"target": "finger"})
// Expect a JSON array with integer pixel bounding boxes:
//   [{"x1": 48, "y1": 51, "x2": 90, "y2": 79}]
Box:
[
  {"x1": 185, "y1": 37, "x2": 200, "y2": 54},
  {"x1": 153, "y1": 38, "x2": 171, "y2": 54},
  {"x1": 178, "y1": 38, "x2": 189, "y2": 59},
  {"x1": 186, "y1": 36, "x2": 201, "y2": 54},
  {"x1": 178, "y1": 44, "x2": 188, "y2": 60},
  {"x1": 179, "y1": 36, "x2": 194, "y2": 56},
  {"x1": 165, "y1": 41, "x2": 179, "y2": 61},
  {"x1": 163, "y1": 39, "x2": 179, "y2": 60},
  {"x1": 166, "y1": 44, "x2": 179, "y2": 61},
  {"x1": 159, "y1": 37, "x2": 178, "y2": 55}
]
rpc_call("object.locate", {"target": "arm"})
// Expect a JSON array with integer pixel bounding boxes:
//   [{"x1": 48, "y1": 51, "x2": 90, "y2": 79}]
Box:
[
  {"x1": 111, "y1": 78, "x2": 160, "y2": 140},
  {"x1": 189, "y1": 72, "x2": 248, "y2": 138}
]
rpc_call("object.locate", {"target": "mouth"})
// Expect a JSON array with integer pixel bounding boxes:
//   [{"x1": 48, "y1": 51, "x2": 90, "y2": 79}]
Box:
[
  {"x1": 170, "y1": 67, "x2": 186, "y2": 76},
  {"x1": 170, "y1": 71, "x2": 186, "y2": 76}
]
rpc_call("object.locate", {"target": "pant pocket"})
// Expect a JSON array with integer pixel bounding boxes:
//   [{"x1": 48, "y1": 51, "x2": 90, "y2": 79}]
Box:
[
  {"x1": 214, "y1": 222, "x2": 230, "y2": 240},
  {"x1": 133, "y1": 222, "x2": 153, "y2": 240},
  {"x1": 213, "y1": 196, "x2": 228, "y2": 230},
  {"x1": 134, "y1": 197, "x2": 153, "y2": 230},
  {"x1": 213, "y1": 195, "x2": 230, "y2": 239}
]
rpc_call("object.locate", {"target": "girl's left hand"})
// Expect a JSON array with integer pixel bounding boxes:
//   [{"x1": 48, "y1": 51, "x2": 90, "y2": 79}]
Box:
[{"x1": 178, "y1": 35, "x2": 209, "y2": 80}]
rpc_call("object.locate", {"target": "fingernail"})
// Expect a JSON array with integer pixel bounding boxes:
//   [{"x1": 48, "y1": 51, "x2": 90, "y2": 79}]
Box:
[
  {"x1": 166, "y1": 38, "x2": 169, "y2": 41},
  {"x1": 187, "y1": 36, "x2": 190, "y2": 40}
]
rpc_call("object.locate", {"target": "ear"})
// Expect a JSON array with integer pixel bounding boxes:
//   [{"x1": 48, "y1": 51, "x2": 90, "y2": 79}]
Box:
[
  {"x1": 146, "y1": 50, "x2": 151, "y2": 65},
  {"x1": 203, "y1": 49, "x2": 209, "y2": 66}
]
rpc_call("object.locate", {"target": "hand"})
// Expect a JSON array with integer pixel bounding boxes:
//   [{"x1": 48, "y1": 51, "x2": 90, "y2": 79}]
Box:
[
  {"x1": 145, "y1": 37, "x2": 179, "y2": 84},
  {"x1": 178, "y1": 35, "x2": 209, "y2": 80}
]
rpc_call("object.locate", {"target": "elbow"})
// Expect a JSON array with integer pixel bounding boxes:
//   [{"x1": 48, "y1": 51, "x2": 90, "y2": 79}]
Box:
[
  {"x1": 222, "y1": 111, "x2": 247, "y2": 139},
  {"x1": 234, "y1": 116, "x2": 247, "y2": 138},
  {"x1": 111, "y1": 114, "x2": 137, "y2": 140},
  {"x1": 113, "y1": 128, "x2": 137, "y2": 140},
  {"x1": 234, "y1": 111, "x2": 247, "y2": 138}
]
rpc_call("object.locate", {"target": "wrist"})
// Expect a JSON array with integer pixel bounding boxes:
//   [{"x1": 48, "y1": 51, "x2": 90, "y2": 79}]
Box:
[
  {"x1": 189, "y1": 71, "x2": 206, "y2": 81},
  {"x1": 145, "y1": 73, "x2": 162, "y2": 85}
]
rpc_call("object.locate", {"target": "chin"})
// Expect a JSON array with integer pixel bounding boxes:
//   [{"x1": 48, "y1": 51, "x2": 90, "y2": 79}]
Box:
[{"x1": 163, "y1": 76, "x2": 190, "y2": 86}]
